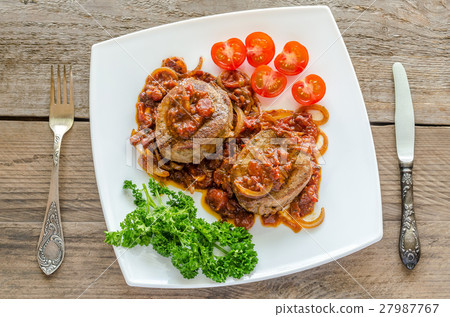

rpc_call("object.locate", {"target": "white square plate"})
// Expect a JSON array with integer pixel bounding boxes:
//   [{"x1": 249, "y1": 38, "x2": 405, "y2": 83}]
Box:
[{"x1": 90, "y1": 6, "x2": 382, "y2": 288}]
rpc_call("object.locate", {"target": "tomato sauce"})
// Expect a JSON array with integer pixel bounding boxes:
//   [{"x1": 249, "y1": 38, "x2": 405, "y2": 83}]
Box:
[
  {"x1": 166, "y1": 82, "x2": 215, "y2": 139},
  {"x1": 132, "y1": 57, "x2": 327, "y2": 233}
]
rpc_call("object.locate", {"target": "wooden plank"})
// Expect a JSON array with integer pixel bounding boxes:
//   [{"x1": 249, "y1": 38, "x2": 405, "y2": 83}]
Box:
[
  {"x1": 0, "y1": 121, "x2": 103, "y2": 222},
  {"x1": 372, "y1": 125, "x2": 450, "y2": 222},
  {"x1": 0, "y1": 221, "x2": 448, "y2": 298},
  {"x1": 356, "y1": 56, "x2": 450, "y2": 125},
  {"x1": 0, "y1": 0, "x2": 448, "y2": 124},
  {"x1": 1, "y1": 121, "x2": 449, "y2": 223}
]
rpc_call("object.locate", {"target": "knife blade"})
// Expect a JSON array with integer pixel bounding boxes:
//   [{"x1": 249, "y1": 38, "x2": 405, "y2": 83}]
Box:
[
  {"x1": 393, "y1": 62, "x2": 420, "y2": 270},
  {"x1": 394, "y1": 63, "x2": 415, "y2": 164}
]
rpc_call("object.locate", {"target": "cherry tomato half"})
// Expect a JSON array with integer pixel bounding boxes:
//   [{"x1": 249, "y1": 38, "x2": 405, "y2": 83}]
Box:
[
  {"x1": 211, "y1": 38, "x2": 247, "y2": 70},
  {"x1": 245, "y1": 32, "x2": 276, "y2": 67},
  {"x1": 292, "y1": 74, "x2": 326, "y2": 106},
  {"x1": 274, "y1": 41, "x2": 309, "y2": 76},
  {"x1": 251, "y1": 65, "x2": 287, "y2": 98}
]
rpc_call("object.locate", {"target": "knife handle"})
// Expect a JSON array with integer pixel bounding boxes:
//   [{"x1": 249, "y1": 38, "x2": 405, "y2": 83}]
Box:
[{"x1": 399, "y1": 163, "x2": 420, "y2": 269}]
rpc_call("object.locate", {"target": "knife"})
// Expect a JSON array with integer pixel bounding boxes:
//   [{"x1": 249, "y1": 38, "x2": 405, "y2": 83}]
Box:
[{"x1": 393, "y1": 62, "x2": 420, "y2": 270}]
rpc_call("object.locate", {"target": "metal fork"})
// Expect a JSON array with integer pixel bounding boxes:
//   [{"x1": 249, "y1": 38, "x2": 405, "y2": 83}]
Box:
[{"x1": 37, "y1": 65, "x2": 74, "y2": 275}]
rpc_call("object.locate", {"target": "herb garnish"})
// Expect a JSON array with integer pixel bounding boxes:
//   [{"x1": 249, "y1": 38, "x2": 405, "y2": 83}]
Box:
[{"x1": 105, "y1": 179, "x2": 258, "y2": 283}]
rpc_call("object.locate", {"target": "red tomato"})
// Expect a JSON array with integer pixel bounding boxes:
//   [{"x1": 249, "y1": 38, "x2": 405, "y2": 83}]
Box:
[
  {"x1": 251, "y1": 65, "x2": 287, "y2": 98},
  {"x1": 245, "y1": 32, "x2": 275, "y2": 67},
  {"x1": 292, "y1": 74, "x2": 326, "y2": 106},
  {"x1": 274, "y1": 41, "x2": 309, "y2": 76},
  {"x1": 211, "y1": 38, "x2": 247, "y2": 70}
]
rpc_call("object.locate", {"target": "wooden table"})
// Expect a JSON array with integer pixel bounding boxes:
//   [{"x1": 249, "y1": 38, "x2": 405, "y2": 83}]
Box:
[{"x1": 1, "y1": 0, "x2": 448, "y2": 299}]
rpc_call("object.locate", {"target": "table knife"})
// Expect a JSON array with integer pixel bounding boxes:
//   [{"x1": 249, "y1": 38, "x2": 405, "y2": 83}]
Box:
[{"x1": 393, "y1": 62, "x2": 420, "y2": 270}]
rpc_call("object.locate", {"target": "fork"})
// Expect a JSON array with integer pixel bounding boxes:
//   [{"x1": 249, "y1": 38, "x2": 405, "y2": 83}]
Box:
[{"x1": 37, "y1": 65, "x2": 74, "y2": 275}]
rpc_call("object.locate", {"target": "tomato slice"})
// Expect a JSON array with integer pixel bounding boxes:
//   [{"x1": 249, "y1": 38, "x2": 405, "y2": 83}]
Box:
[
  {"x1": 245, "y1": 32, "x2": 276, "y2": 67},
  {"x1": 274, "y1": 41, "x2": 309, "y2": 76},
  {"x1": 251, "y1": 65, "x2": 287, "y2": 98},
  {"x1": 292, "y1": 74, "x2": 326, "y2": 106},
  {"x1": 211, "y1": 38, "x2": 247, "y2": 70}
]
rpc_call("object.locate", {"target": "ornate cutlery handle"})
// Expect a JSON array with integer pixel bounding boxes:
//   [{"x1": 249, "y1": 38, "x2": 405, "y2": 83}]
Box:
[
  {"x1": 399, "y1": 163, "x2": 420, "y2": 270},
  {"x1": 37, "y1": 133, "x2": 65, "y2": 275}
]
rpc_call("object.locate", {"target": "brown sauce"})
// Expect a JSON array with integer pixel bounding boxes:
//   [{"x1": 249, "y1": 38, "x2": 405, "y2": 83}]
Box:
[{"x1": 131, "y1": 57, "x2": 328, "y2": 232}]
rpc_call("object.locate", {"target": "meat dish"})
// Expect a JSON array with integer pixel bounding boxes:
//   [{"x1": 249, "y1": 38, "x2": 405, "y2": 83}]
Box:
[
  {"x1": 230, "y1": 129, "x2": 313, "y2": 215},
  {"x1": 155, "y1": 78, "x2": 233, "y2": 163},
  {"x1": 130, "y1": 56, "x2": 328, "y2": 232}
]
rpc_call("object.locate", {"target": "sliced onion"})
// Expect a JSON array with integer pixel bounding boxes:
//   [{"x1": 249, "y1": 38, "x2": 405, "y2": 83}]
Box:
[
  {"x1": 170, "y1": 161, "x2": 184, "y2": 170},
  {"x1": 187, "y1": 184, "x2": 195, "y2": 194},
  {"x1": 135, "y1": 143, "x2": 145, "y2": 156},
  {"x1": 161, "y1": 57, "x2": 187, "y2": 74},
  {"x1": 144, "y1": 149, "x2": 169, "y2": 177},
  {"x1": 192, "y1": 56, "x2": 203, "y2": 72},
  {"x1": 297, "y1": 207, "x2": 325, "y2": 229},
  {"x1": 234, "y1": 181, "x2": 273, "y2": 199},
  {"x1": 154, "y1": 150, "x2": 172, "y2": 171},
  {"x1": 140, "y1": 132, "x2": 156, "y2": 148},
  {"x1": 261, "y1": 112, "x2": 277, "y2": 124},
  {"x1": 233, "y1": 105, "x2": 245, "y2": 137},
  {"x1": 252, "y1": 95, "x2": 262, "y2": 116},
  {"x1": 279, "y1": 210, "x2": 303, "y2": 233},
  {"x1": 129, "y1": 130, "x2": 140, "y2": 145},
  {"x1": 216, "y1": 73, "x2": 226, "y2": 90},
  {"x1": 193, "y1": 175, "x2": 206, "y2": 182},
  {"x1": 150, "y1": 67, "x2": 179, "y2": 82},
  {"x1": 160, "y1": 165, "x2": 172, "y2": 171},
  {"x1": 130, "y1": 128, "x2": 151, "y2": 140},
  {"x1": 317, "y1": 129, "x2": 328, "y2": 156},
  {"x1": 265, "y1": 109, "x2": 293, "y2": 120},
  {"x1": 299, "y1": 104, "x2": 329, "y2": 126},
  {"x1": 217, "y1": 70, "x2": 249, "y2": 90},
  {"x1": 278, "y1": 166, "x2": 289, "y2": 178}
]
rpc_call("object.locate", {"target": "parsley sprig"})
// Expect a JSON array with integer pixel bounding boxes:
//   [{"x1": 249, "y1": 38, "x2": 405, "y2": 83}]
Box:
[{"x1": 105, "y1": 179, "x2": 258, "y2": 282}]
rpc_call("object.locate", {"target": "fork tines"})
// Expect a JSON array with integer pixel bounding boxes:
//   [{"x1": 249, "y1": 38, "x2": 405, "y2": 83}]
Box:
[{"x1": 50, "y1": 65, "x2": 73, "y2": 106}]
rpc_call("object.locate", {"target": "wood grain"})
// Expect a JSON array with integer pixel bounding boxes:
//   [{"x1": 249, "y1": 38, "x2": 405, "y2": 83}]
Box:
[
  {"x1": 0, "y1": 121, "x2": 103, "y2": 223},
  {"x1": 372, "y1": 125, "x2": 450, "y2": 222},
  {"x1": 0, "y1": 0, "x2": 448, "y2": 123}
]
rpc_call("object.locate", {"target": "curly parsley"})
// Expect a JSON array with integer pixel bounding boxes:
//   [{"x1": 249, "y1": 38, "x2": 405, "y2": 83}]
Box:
[{"x1": 105, "y1": 179, "x2": 258, "y2": 283}]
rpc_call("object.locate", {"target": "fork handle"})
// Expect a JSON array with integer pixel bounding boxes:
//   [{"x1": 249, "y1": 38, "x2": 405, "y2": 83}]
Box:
[
  {"x1": 37, "y1": 133, "x2": 65, "y2": 275},
  {"x1": 399, "y1": 163, "x2": 420, "y2": 270}
]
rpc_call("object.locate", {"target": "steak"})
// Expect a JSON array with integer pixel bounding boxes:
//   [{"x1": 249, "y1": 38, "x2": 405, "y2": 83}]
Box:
[
  {"x1": 155, "y1": 78, "x2": 233, "y2": 163},
  {"x1": 230, "y1": 129, "x2": 313, "y2": 215}
]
